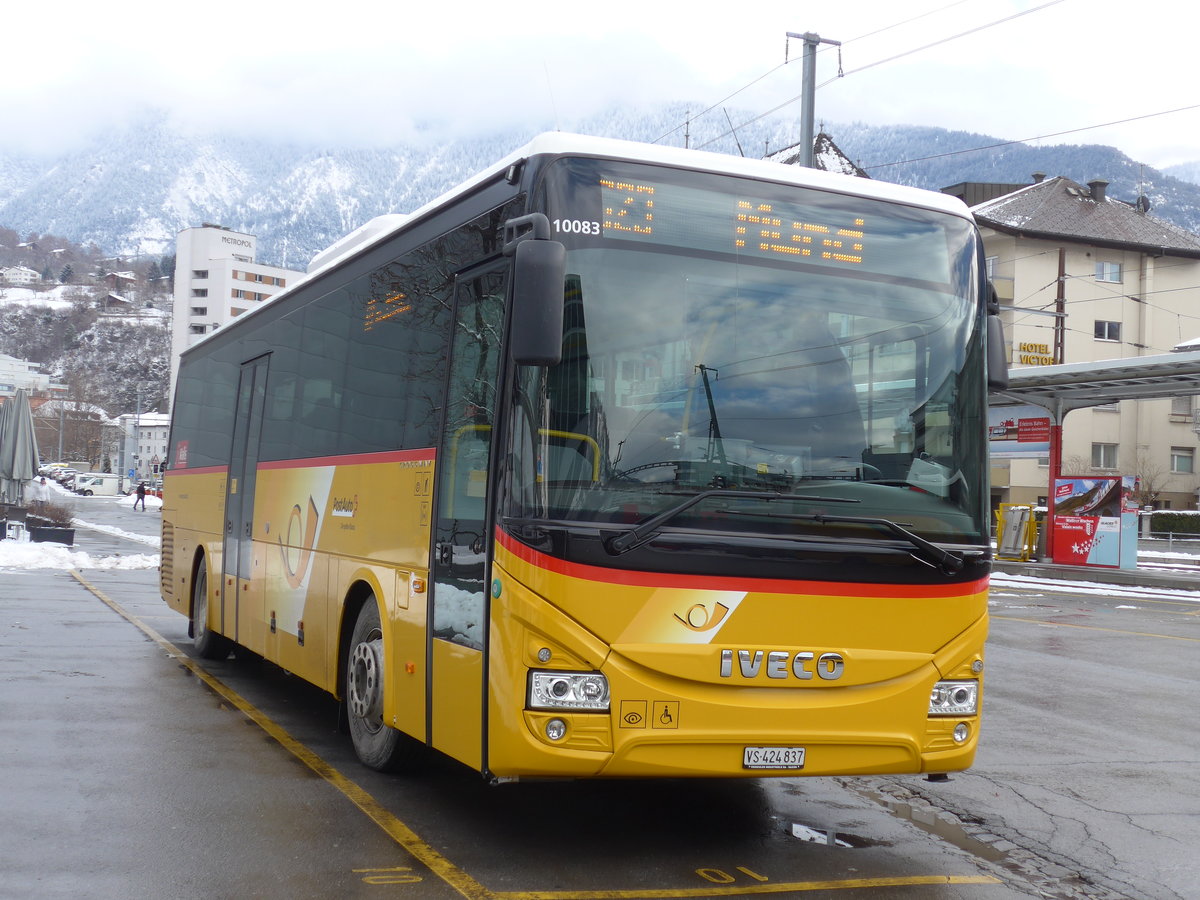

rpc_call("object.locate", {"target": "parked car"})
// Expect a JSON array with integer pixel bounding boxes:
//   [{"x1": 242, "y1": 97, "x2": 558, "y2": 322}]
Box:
[{"x1": 73, "y1": 473, "x2": 122, "y2": 497}]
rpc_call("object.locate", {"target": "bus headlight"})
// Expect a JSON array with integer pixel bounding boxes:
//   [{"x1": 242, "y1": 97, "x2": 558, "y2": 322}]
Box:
[
  {"x1": 929, "y1": 680, "x2": 978, "y2": 716},
  {"x1": 528, "y1": 671, "x2": 610, "y2": 711}
]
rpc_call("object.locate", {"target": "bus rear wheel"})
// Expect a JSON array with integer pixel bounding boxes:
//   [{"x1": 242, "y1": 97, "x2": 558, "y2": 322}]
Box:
[
  {"x1": 191, "y1": 564, "x2": 232, "y2": 660},
  {"x1": 346, "y1": 599, "x2": 415, "y2": 771}
]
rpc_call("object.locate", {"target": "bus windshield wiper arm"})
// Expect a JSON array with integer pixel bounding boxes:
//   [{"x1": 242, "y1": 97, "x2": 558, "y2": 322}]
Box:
[
  {"x1": 798, "y1": 512, "x2": 965, "y2": 573},
  {"x1": 607, "y1": 489, "x2": 859, "y2": 555}
]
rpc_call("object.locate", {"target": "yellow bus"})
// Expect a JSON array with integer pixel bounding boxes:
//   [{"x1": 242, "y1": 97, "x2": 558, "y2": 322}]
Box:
[{"x1": 161, "y1": 134, "x2": 1006, "y2": 780}]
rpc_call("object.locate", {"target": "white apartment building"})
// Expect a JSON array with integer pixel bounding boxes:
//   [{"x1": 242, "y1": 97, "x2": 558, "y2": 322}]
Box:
[
  {"x1": 114, "y1": 411, "x2": 171, "y2": 482},
  {"x1": 0, "y1": 353, "x2": 58, "y2": 398},
  {"x1": 949, "y1": 176, "x2": 1200, "y2": 511},
  {"x1": 170, "y1": 225, "x2": 304, "y2": 399}
]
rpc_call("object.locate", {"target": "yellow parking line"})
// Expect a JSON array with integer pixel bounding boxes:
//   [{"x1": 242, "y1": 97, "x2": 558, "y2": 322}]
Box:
[
  {"x1": 71, "y1": 571, "x2": 1002, "y2": 900},
  {"x1": 70, "y1": 571, "x2": 491, "y2": 900},
  {"x1": 993, "y1": 613, "x2": 1200, "y2": 642}
]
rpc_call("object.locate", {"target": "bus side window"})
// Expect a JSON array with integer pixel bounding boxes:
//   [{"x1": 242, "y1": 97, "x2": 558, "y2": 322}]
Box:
[{"x1": 432, "y1": 272, "x2": 507, "y2": 650}]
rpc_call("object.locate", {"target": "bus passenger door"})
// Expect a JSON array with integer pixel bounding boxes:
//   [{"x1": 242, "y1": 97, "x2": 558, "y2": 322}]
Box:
[
  {"x1": 428, "y1": 266, "x2": 506, "y2": 771},
  {"x1": 222, "y1": 355, "x2": 268, "y2": 644}
]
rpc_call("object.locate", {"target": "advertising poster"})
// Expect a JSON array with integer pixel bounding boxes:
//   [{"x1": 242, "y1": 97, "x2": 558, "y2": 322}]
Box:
[
  {"x1": 988, "y1": 404, "x2": 1052, "y2": 458},
  {"x1": 1051, "y1": 477, "x2": 1138, "y2": 569}
]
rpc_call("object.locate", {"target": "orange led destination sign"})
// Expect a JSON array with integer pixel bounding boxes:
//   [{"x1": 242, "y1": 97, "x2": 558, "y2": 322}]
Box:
[
  {"x1": 735, "y1": 200, "x2": 865, "y2": 264},
  {"x1": 363, "y1": 292, "x2": 412, "y2": 331},
  {"x1": 592, "y1": 177, "x2": 867, "y2": 268}
]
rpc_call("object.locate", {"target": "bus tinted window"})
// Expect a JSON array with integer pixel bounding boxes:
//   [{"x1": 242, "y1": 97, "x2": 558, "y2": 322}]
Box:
[{"x1": 170, "y1": 352, "x2": 238, "y2": 469}]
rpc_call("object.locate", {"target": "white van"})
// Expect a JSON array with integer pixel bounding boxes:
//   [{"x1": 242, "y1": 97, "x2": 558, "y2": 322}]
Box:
[{"x1": 73, "y1": 473, "x2": 122, "y2": 497}]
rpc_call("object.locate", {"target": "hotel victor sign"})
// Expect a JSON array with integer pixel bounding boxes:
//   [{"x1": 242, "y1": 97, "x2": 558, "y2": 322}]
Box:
[{"x1": 1017, "y1": 342, "x2": 1055, "y2": 366}]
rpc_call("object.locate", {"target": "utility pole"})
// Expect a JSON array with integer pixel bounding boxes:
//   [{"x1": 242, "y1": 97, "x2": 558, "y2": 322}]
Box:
[
  {"x1": 1054, "y1": 248, "x2": 1066, "y2": 363},
  {"x1": 787, "y1": 32, "x2": 841, "y2": 168},
  {"x1": 133, "y1": 384, "x2": 143, "y2": 483}
]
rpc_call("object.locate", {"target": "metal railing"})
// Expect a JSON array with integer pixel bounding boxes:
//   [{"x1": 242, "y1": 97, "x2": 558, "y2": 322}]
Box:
[{"x1": 1138, "y1": 532, "x2": 1200, "y2": 556}]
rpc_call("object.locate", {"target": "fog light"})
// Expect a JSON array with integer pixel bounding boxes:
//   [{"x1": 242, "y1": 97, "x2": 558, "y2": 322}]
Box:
[
  {"x1": 929, "y1": 680, "x2": 978, "y2": 716},
  {"x1": 545, "y1": 718, "x2": 567, "y2": 741},
  {"x1": 953, "y1": 723, "x2": 970, "y2": 743}
]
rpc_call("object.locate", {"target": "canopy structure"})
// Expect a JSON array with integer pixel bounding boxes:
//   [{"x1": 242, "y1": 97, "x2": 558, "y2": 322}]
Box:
[
  {"x1": 991, "y1": 350, "x2": 1200, "y2": 414},
  {"x1": 0, "y1": 389, "x2": 41, "y2": 505},
  {"x1": 989, "y1": 350, "x2": 1200, "y2": 559}
]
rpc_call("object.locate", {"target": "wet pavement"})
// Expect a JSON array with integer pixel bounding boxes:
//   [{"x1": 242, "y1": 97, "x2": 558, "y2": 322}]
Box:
[
  {"x1": 2, "y1": 495, "x2": 438, "y2": 899},
  {"x1": 3, "y1": 491, "x2": 1195, "y2": 898},
  {"x1": 1, "y1": 567, "x2": 414, "y2": 899},
  {"x1": 1, "y1": 550, "x2": 1027, "y2": 900}
]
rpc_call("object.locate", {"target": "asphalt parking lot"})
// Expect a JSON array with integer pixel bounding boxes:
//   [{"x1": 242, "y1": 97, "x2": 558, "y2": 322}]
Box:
[{"x1": 3, "y1": 489, "x2": 1197, "y2": 899}]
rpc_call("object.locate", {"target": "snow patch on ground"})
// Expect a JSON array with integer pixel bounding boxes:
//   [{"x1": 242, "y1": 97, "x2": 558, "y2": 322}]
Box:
[{"x1": 0, "y1": 541, "x2": 159, "y2": 571}]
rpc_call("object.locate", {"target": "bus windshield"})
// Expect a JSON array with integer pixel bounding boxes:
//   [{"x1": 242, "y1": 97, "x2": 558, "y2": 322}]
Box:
[{"x1": 503, "y1": 157, "x2": 987, "y2": 547}]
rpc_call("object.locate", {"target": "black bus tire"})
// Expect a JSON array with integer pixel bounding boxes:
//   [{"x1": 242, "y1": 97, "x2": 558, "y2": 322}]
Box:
[
  {"x1": 346, "y1": 598, "x2": 414, "y2": 771},
  {"x1": 192, "y1": 564, "x2": 232, "y2": 660}
]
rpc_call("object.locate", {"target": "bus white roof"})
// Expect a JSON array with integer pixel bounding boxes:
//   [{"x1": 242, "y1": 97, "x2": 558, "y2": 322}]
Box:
[
  {"x1": 303, "y1": 132, "x2": 971, "y2": 277},
  {"x1": 307, "y1": 213, "x2": 411, "y2": 274},
  {"x1": 514, "y1": 132, "x2": 970, "y2": 216}
]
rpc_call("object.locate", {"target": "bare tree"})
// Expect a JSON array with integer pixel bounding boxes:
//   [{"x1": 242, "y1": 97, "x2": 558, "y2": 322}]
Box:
[
  {"x1": 1133, "y1": 449, "x2": 1172, "y2": 507},
  {"x1": 1061, "y1": 454, "x2": 1090, "y2": 475}
]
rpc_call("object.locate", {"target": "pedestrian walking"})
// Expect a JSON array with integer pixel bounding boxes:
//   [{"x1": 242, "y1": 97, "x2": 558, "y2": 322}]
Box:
[
  {"x1": 133, "y1": 481, "x2": 147, "y2": 511},
  {"x1": 29, "y1": 476, "x2": 50, "y2": 511}
]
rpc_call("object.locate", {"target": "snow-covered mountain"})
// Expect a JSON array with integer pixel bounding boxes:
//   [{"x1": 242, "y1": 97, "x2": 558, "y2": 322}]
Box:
[
  {"x1": 3, "y1": 107, "x2": 1199, "y2": 268},
  {"x1": 1165, "y1": 160, "x2": 1200, "y2": 186}
]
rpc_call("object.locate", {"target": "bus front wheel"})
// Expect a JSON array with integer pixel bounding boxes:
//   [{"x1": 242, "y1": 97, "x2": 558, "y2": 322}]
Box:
[
  {"x1": 346, "y1": 599, "x2": 415, "y2": 771},
  {"x1": 191, "y1": 564, "x2": 232, "y2": 660}
]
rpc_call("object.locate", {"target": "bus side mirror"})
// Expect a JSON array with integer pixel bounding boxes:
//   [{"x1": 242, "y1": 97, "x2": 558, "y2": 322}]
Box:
[
  {"x1": 984, "y1": 281, "x2": 1009, "y2": 391},
  {"x1": 510, "y1": 237, "x2": 566, "y2": 366}
]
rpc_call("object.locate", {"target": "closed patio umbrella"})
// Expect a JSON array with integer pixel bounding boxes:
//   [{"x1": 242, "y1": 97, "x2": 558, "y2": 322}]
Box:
[{"x1": 0, "y1": 389, "x2": 41, "y2": 505}]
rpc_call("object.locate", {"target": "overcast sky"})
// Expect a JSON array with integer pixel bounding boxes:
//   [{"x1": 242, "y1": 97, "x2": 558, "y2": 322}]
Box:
[{"x1": 2, "y1": 0, "x2": 1195, "y2": 169}]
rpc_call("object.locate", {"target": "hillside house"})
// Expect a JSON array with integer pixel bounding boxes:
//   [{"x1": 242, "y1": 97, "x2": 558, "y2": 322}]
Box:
[
  {"x1": 1, "y1": 265, "x2": 41, "y2": 286},
  {"x1": 99, "y1": 271, "x2": 137, "y2": 291}
]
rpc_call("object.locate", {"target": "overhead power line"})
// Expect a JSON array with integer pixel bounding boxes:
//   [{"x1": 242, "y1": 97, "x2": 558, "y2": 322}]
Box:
[
  {"x1": 694, "y1": 0, "x2": 1066, "y2": 152},
  {"x1": 816, "y1": 0, "x2": 1066, "y2": 90},
  {"x1": 656, "y1": 0, "x2": 986, "y2": 147},
  {"x1": 653, "y1": 63, "x2": 788, "y2": 146},
  {"x1": 831, "y1": 0, "x2": 977, "y2": 50}
]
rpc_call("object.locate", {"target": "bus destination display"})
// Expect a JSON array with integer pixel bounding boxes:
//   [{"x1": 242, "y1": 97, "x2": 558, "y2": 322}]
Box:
[{"x1": 587, "y1": 177, "x2": 866, "y2": 268}]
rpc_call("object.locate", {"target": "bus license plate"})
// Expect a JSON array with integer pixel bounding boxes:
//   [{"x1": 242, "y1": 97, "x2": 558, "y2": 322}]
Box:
[{"x1": 743, "y1": 746, "x2": 806, "y2": 770}]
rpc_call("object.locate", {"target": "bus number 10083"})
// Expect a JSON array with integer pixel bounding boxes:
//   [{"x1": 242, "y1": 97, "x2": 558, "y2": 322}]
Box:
[{"x1": 552, "y1": 219, "x2": 601, "y2": 235}]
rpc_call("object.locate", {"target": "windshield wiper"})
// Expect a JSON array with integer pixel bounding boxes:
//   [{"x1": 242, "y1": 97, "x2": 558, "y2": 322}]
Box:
[
  {"x1": 606, "y1": 493, "x2": 965, "y2": 573},
  {"x1": 606, "y1": 489, "x2": 859, "y2": 555},
  {"x1": 793, "y1": 512, "x2": 965, "y2": 573}
]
